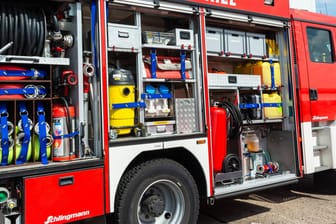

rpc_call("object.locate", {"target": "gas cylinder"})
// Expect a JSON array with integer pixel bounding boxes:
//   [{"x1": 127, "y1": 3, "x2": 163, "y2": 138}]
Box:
[
  {"x1": 52, "y1": 105, "x2": 76, "y2": 161},
  {"x1": 210, "y1": 106, "x2": 228, "y2": 173},
  {"x1": 109, "y1": 68, "x2": 135, "y2": 136}
]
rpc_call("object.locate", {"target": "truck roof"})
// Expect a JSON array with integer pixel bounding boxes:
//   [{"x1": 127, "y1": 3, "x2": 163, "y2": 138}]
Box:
[{"x1": 290, "y1": 8, "x2": 336, "y2": 27}]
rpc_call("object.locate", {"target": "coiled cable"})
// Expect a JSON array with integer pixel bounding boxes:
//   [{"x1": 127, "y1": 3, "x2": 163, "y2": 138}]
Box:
[{"x1": 0, "y1": 2, "x2": 45, "y2": 56}]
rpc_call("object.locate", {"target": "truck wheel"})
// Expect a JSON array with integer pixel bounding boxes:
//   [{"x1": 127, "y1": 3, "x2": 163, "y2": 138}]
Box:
[{"x1": 115, "y1": 159, "x2": 199, "y2": 224}]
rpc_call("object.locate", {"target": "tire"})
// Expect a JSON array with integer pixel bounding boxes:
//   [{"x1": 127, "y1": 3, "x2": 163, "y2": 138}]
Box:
[{"x1": 115, "y1": 159, "x2": 199, "y2": 224}]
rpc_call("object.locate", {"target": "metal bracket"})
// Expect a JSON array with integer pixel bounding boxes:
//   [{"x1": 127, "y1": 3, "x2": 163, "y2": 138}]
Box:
[
  {"x1": 192, "y1": 7, "x2": 200, "y2": 15},
  {"x1": 205, "y1": 8, "x2": 212, "y2": 16},
  {"x1": 153, "y1": 0, "x2": 160, "y2": 8},
  {"x1": 207, "y1": 197, "x2": 215, "y2": 206}
]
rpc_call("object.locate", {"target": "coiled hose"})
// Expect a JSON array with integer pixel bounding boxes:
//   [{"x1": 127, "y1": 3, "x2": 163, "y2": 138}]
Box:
[
  {"x1": 0, "y1": 3, "x2": 45, "y2": 56},
  {"x1": 220, "y1": 101, "x2": 243, "y2": 139}
]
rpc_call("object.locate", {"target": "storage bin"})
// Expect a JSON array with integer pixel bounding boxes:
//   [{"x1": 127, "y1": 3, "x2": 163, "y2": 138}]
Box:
[
  {"x1": 224, "y1": 29, "x2": 246, "y2": 56},
  {"x1": 246, "y1": 32, "x2": 266, "y2": 58},
  {"x1": 206, "y1": 27, "x2": 224, "y2": 54}
]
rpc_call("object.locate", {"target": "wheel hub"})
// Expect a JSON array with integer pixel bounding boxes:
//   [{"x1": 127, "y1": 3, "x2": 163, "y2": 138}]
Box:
[{"x1": 141, "y1": 194, "x2": 165, "y2": 217}]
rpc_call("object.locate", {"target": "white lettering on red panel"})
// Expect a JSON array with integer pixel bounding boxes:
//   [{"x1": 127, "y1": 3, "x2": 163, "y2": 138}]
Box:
[
  {"x1": 205, "y1": 0, "x2": 237, "y2": 6},
  {"x1": 312, "y1": 116, "x2": 329, "y2": 121},
  {"x1": 44, "y1": 210, "x2": 90, "y2": 224}
]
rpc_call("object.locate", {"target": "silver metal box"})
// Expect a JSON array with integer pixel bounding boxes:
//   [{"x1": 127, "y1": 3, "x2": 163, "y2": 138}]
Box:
[
  {"x1": 108, "y1": 23, "x2": 140, "y2": 50},
  {"x1": 169, "y1": 28, "x2": 194, "y2": 47}
]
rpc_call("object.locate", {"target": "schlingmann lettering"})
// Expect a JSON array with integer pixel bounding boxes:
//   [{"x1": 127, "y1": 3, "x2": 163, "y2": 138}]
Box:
[{"x1": 44, "y1": 210, "x2": 90, "y2": 224}]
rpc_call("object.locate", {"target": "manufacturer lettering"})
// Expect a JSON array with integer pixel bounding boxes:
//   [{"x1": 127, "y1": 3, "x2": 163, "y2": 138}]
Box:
[
  {"x1": 312, "y1": 115, "x2": 328, "y2": 121},
  {"x1": 204, "y1": 0, "x2": 237, "y2": 6},
  {"x1": 44, "y1": 210, "x2": 90, "y2": 224}
]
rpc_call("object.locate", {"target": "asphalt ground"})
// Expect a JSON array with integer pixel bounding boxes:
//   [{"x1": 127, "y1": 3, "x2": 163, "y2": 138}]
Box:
[
  {"x1": 76, "y1": 170, "x2": 336, "y2": 224},
  {"x1": 199, "y1": 171, "x2": 336, "y2": 224}
]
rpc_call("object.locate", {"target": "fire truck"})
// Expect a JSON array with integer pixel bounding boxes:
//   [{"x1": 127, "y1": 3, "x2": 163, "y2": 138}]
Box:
[{"x1": 0, "y1": 0, "x2": 335, "y2": 223}]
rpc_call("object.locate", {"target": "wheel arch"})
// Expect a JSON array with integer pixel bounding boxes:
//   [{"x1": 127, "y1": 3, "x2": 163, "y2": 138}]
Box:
[{"x1": 115, "y1": 147, "x2": 208, "y2": 206}]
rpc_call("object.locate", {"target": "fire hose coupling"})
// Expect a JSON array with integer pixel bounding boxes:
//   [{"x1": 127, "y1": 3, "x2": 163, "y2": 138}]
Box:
[
  {"x1": 0, "y1": 110, "x2": 14, "y2": 136},
  {"x1": 0, "y1": 121, "x2": 14, "y2": 136},
  {"x1": 34, "y1": 120, "x2": 53, "y2": 147},
  {"x1": 34, "y1": 121, "x2": 50, "y2": 134},
  {"x1": 62, "y1": 70, "x2": 78, "y2": 86},
  {"x1": 17, "y1": 118, "x2": 33, "y2": 131},
  {"x1": 83, "y1": 63, "x2": 95, "y2": 77},
  {"x1": 23, "y1": 85, "x2": 47, "y2": 99},
  {"x1": 0, "y1": 121, "x2": 14, "y2": 135},
  {"x1": 256, "y1": 162, "x2": 280, "y2": 175},
  {"x1": 0, "y1": 138, "x2": 14, "y2": 148},
  {"x1": 16, "y1": 132, "x2": 29, "y2": 145},
  {"x1": 0, "y1": 85, "x2": 47, "y2": 98},
  {"x1": 83, "y1": 51, "x2": 95, "y2": 77}
]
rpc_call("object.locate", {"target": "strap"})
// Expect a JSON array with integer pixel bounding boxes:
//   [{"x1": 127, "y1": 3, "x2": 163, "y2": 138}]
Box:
[
  {"x1": 16, "y1": 102, "x2": 31, "y2": 164},
  {"x1": 270, "y1": 59, "x2": 275, "y2": 89},
  {"x1": 150, "y1": 49, "x2": 157, "y2": 78},
  {"x1": 53, "y1": 131, "x2": 79, "y2": 140},
  {"x1": 0, "y1": 103, "x2": 9, "y2": 166},
  {"x1": 112, "y1": 102, "x2": 146, "y2": 109},
  {"x1": 262, "y1": 103, "x2": 282, "y2": 107},
  {"x1": 91, "y1": 0, "x2": 98, "y2": 75},
  {"x1": 180, "y1": 50, "x2": 186, "y2": 80},
  {"x1": 239, "y1": 103, "x2": 260, "y2": 109},
  {"x1": 141, "y1": 93, "x2": 172, "y2": 99},
  {"x1": 0, "y1": 69, "x2": 46, "y2": 79},
  {"x1": 37, "y1": 102, "x2": 48, "y2": 165}
]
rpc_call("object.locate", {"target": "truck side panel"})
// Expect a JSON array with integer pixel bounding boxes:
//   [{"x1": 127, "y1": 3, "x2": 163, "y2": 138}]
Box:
[{"x1": 291, "y1": 9, "x2": 336, "y2": 173}]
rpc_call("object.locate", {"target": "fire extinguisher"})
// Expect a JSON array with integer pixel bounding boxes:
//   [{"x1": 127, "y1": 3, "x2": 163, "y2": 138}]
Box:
[{"x1": 52, "y1": 99, "x2": 77, "y2": 161}]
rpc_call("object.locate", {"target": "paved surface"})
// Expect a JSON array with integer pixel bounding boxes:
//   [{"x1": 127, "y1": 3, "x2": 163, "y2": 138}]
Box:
[
  {"x1": 78, "y1": 171, "x2": 336, "y2": 224},
  {"x1": 199, "y1": 172, "x2": 336, "y2": 224}
]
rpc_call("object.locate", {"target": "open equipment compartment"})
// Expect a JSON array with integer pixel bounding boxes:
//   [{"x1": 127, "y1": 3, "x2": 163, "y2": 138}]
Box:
[
  {"x1": 107, "y1": 2, "x2": 203, "y2": 141},
  {"x1": 205, "y1": 13, "x2": 298, "y2": 195},
  {"x1": 0, "y1": 1, "x2": 103, "y2": 223}
]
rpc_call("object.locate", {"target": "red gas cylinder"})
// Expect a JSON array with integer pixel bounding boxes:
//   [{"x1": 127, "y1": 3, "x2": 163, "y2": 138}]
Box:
[{"x1": 210, "y1": 106, "x2": 228, "y2": 173}]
